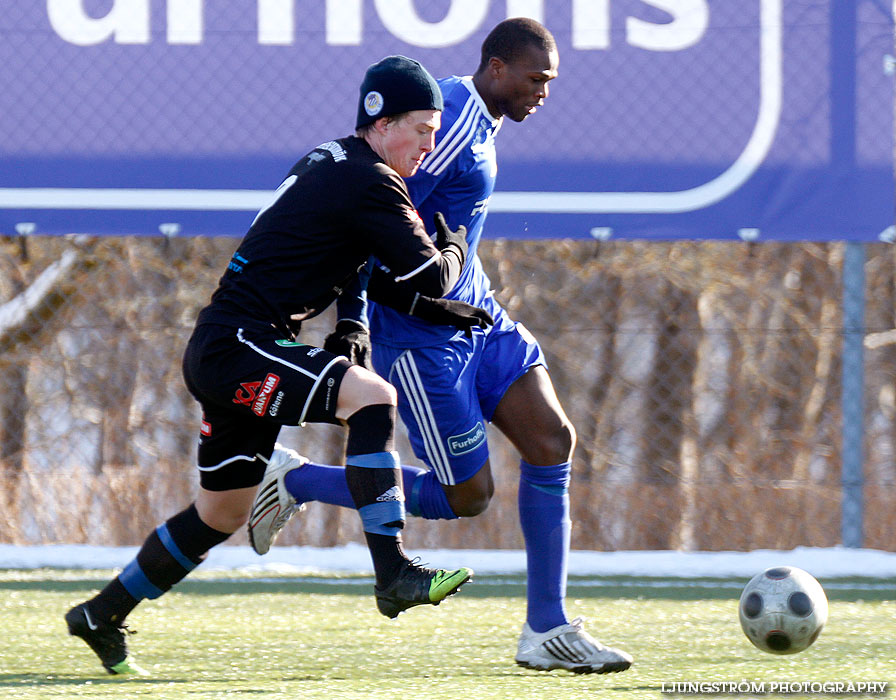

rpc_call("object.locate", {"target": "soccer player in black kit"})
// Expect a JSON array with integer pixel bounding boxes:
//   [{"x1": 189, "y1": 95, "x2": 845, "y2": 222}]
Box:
[{"x1": 64, "y1": 55, "x2": 474, "y2": 675}]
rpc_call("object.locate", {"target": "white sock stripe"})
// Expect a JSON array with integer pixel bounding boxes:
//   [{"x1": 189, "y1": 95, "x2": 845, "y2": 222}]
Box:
[{"x1": 394, "y1": 352, "x2": 454, "y2": 485}]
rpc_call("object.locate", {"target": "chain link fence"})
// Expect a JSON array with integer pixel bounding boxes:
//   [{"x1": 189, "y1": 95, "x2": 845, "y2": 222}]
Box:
[{"x1": 1, "y1": 235, "x2": 893, "y2": 552}]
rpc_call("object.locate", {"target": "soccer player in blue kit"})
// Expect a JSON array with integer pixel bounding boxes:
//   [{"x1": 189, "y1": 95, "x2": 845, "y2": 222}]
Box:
[{"x1": 249, "y1": 18, "x2": 632, "y2": 673}]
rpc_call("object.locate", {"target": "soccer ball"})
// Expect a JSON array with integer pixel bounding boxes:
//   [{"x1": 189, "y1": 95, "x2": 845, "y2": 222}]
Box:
[{"x1": 738, "y1": 566, "x2": 828, "y2": 654}]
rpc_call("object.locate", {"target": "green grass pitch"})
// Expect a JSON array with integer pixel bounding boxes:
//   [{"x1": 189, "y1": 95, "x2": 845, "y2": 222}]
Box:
[{"x1": 0, "y1": 570, "x2": 893, "y2": 699}]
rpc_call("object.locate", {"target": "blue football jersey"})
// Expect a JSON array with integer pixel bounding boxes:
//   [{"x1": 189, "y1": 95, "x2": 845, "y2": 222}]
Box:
[{"x1": 369, "y1": 76, "x2": 502, "y2": 347}]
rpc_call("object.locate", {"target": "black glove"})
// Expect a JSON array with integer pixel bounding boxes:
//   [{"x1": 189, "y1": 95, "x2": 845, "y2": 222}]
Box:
[
  {"x1": 433, "y1": 212, "x2": 468, "y2": 260},
  {"x1": 324, "y1": 319, "x2": 372, "y2": 370},
  {"x1": 410, "y1": 296, "x2": 494, "y2": 338}
]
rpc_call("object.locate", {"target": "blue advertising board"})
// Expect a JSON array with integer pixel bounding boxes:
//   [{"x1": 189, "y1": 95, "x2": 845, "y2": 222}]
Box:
[{"x1": 1, "y1": 0, "x2": 893, "y2": 240}]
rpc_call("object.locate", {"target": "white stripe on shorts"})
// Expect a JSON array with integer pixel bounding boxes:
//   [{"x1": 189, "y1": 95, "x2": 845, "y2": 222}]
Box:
[
  {"x1": 236, "y1": 328, "x2": 343, "y2": 425},
  {"x1": 392, "y1": 351, "x2": 454, "y2": 485},
  {"x1": 196, "y1": 453, "x2": 258, "y2": 472}
]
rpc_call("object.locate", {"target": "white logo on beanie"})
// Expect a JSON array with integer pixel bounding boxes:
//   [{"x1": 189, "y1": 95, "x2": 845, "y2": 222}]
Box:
[{"x1": 364, "y1": 90, "x2": 384, "y2": 117}]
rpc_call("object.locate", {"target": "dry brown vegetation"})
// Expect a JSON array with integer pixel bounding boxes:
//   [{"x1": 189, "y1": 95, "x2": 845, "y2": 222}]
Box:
[{"x1": 1, "y1": 235, "x2": 894, "y2": 552}]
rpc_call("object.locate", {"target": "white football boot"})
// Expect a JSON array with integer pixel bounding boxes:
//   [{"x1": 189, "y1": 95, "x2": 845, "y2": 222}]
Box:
[
  {"x1": 248, "y1": 443, "x2": 308, "y2": 554},
  {"x1": 515, "y1": 617, "x2": 633, "y2": 674}
]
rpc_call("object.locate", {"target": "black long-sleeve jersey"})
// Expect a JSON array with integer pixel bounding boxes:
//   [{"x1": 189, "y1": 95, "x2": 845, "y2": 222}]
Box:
[{"x1": 196, "y1": 136, "x2": 464, "y2": 338}]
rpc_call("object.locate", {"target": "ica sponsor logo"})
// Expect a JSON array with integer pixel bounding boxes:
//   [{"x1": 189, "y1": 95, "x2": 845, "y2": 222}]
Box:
[{"x1": 232, "y1": 373, "x2": 281, "y2": 416}]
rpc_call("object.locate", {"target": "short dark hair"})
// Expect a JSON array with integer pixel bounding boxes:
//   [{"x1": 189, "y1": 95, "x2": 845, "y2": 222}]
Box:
[{"x1": 476, "y1": 17, "x2": 556, "y2": 73}]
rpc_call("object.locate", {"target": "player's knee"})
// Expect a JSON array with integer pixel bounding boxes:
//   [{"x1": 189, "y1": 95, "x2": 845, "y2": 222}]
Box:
[
  {"x1": 446, "y1": 481, "x2": 493, "y2": 517},
  {"x1": 195, "y1": 498, "x2": 251, "y2": 534},
  {"x1": 525, "y1": 419, "x2": 576, "y2": 465},
  {"x1": 451, "y1": 493, "x2": 491, "y2": 517},
  {"x1": 362, "y1": 374, "x2": 396, "y2": 407},
  {"x1": 210, "y1": 509, "x2": 251, "y2": 533},
  {"x1": 337, "y1": 366, "x2": 397, "y2": 420}
]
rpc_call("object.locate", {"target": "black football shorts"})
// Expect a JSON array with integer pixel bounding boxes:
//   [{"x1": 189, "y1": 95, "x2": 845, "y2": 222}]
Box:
[{"x1": 182, "y1": 323, "x2": 351, "y2": 491}]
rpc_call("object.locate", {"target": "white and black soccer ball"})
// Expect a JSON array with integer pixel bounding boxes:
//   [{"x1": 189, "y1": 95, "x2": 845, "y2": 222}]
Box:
[{"x1": 738, "y1": 566, "x2": 828, "y2": 655}]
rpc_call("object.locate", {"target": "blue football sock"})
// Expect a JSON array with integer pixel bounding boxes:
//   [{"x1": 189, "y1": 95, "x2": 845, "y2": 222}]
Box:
[
  {"x1": 404, "y1": 466, "x2": 459, "y2": 520},
  {"x1": 518, "y1": 459, "x2": 571, "y2": 633},
  {"x1": 284, "y1": 461, "x2": 355, "y2": 508},
  {"x1": 284, "y1": 461, "x2": 458, "y2": 520}
]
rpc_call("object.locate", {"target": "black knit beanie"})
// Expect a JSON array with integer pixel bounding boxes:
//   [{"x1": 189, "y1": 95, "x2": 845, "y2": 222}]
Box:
[{"x1": 356, "y1": 55, "x2": 443, "y2": 129}]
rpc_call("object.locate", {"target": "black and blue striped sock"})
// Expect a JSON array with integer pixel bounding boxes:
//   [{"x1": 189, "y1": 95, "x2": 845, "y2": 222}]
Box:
[{"x1": 89, "y1": 504, "x2": 229, "y2": 624}]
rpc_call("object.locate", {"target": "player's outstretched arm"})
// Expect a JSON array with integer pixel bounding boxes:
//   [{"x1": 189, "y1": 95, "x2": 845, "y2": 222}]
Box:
[
  {"x1": 374, "y1": 210, "x2": 468, "y2": 299},
  {"x1": 367, "y1": 265, "x2": 493, "y2": 337},
  {"x1": 421, "y1": 211, "x2": 468, "y2": 296},
  {"x1": 409, "y1": 296, "x2": 494, "y2": 337},
  {"x1": 326, "y1": 267, "x2": 373, "y2": 368},
  {"x1": 433, "y1": 211, "x2": 467, "y2": 259}
]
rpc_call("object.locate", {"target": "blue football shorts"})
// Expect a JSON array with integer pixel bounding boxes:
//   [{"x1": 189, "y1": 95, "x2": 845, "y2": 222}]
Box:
[{"x1": 371, "y1": 299, "x2": 545, "y2": 486}]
